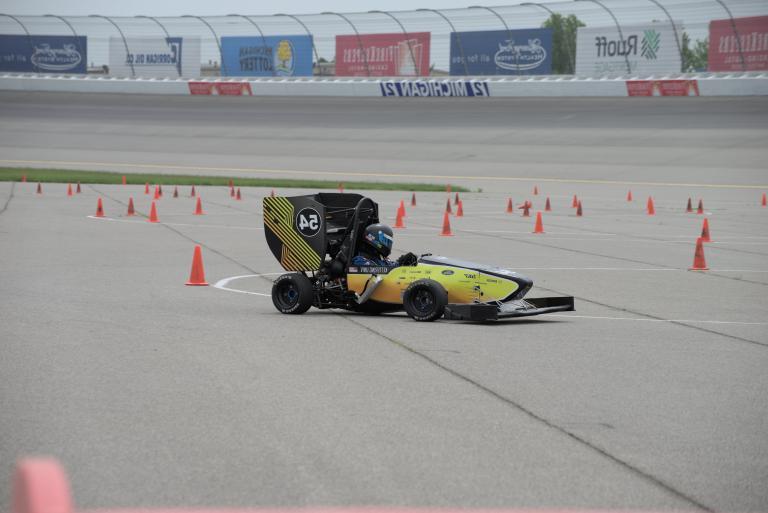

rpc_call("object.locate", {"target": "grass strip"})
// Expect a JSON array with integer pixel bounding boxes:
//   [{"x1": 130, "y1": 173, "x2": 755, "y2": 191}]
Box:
[{"x1": 0, "y1": 168, "x2": 468, "y2": 192}]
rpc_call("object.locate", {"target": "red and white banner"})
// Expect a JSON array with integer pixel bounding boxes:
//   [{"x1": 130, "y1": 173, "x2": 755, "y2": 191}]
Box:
[
  {"x1": 708, "y1": 15, "x2": 768, "y2": 72},
  {"x1": 188, "y1": 81, "x2": 253, "y2": 96},
  {"x1": 335, "y1": 32, "x2": 430, "y2": 77},
  {"x1": 626, "y1": 80, "x2": 699, "y2": 96}
]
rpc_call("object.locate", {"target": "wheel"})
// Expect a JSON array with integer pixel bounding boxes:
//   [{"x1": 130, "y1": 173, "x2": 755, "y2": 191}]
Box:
[
  {"x1": 271, "y1": 273, "x2": 313, "y2": 314},
  {"x1": 403, "y1": 279, "x2": 447, "y2": 322}
]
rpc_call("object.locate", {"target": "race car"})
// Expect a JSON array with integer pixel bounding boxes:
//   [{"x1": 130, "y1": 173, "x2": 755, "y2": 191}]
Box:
[{"x1": 263, "y1": 193, "x2": 574, "y2": 322}]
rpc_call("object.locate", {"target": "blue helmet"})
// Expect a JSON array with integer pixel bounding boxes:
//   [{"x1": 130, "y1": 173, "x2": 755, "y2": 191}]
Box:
[{"x1": 363, "y1": 223, "x2": 394, "y2": 257}]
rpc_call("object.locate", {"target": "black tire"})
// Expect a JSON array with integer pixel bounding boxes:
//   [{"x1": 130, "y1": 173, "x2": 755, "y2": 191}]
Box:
[
  {"x1": 403, "y1": 279, "x2": 447, "y2": 322},
  {"x1": 271, "y1": 273, "x2": 313, "y2": 314}
]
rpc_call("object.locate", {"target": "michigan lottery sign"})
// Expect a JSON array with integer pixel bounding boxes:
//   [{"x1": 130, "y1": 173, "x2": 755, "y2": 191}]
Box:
[
  {"x1": 576, "y1": 23, "x2": 681, "y2": 75},
  {"x1": 222, "y1": 36, "x2": 313, "y2": 77}
]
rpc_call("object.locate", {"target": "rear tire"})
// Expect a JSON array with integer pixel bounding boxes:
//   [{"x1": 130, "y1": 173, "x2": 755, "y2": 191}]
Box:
[
  {"x1": 271, "y1": 273, "x2": 313, "y2": 314},
  {"x1": 403, "y1": 279, "x2": 447, "y2": 322}
]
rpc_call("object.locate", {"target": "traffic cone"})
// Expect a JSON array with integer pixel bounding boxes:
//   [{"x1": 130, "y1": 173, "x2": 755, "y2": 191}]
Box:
[
  {"x1": 148, "y1": 201, "x2": 159, "y2": 223},
  {"x1": 647, "y1": 196, "x2": 655, "y2": 216},
  {"x1": 440, "y1": 211, "x2": 453, "y2": 236},
  {"x1": 394, "y1": 209, "x2": 405, "y2": 229},
  {"x1": 533, "y1": 185, "x2": 539, "y2": 195},
  {"x1": 545, "y1": 197, "x2": 551, "y2": 212},
  {"x1": 228, "y1": 179, "x2": 233, "y2": 189},
  {"x1": 338, "y1": 182, "x2": 344, "y2": 193},
  {"x1": 533, "y1": 211, "x2": 544, "y2": 234},
  {"x1": 506, "y1": 198, "x2": 513, "y2": 213},
  {"x1": 121, "y1": 175, "x2": 126, "y2": 185},
  {"x1": 411, "y1": 192, "x2": 416, "y2": 207},
  {"x1": 686, "y1": 198, "x2": 693, "y2": 213},
  {"x1": 153, "y1": 185, "x2": 160, "y2": 200},
  {"x1": 158, "y1": 184, "x2": 163, "y2": 197},
  {"x1": 762, "y1": 193, "x2": 766, "y2": 207},
  {"x1": 689, "y1": 237, "x2": 708, "y2": 271},
  {"x1": 627, "y1": 190, "x2": 633, "y2": 202},
  {"x1": 697, "y1": 199, "x2": 704, "y2": 214},
  {"x1": 76, "y1": 182, "x2": 81, "y2": 194},
  {"x1": 194, "y1": 197, "x2": 204, "y2": 215},
  {"x1": 173, "y1": 186, "x2": 179, "y2": 198},
  {"x1": 522, "y1": 202, "x2": 530, "y2": 217},
  {"x1": 127, "y1": 197, "x2": 135, "y2": 216},
  {"x1": 576, "y1": 200, "x2": 583, "y2": 217},
  {"x1": 456, "y1": 199, "x2": 464, "y2": 217},
  {"x1": 445, "y1": 198, "x2": 452, "y2": 215},
  {"x1": 230, "y1": 187, "x2": 235, "y2": 198},
  {"x1": 190, "y1": 185, "x2": 196, "y2": 197},
  {"x1": 236, "y1": 188, "x2": 242, "y2": 200},
  {"x1": 572, "y1": 194, "x2": 578, "y2": 208},
  {"x1": 145, "y1": 183, "x2": 150, "y2": 195},
  {"x1": 186, "y1": 245, "x2": 209, "y2": 286},
  {"x1": 21, "y1": 175, "x2": 26, "y2": 182},
  {"x1": 36, "y1": 182, "x2": 42, "y2": 195},
  {"x1": 454, "y1": 192, "x2": 460, "y2": 205},
  {"x1": 95, "y1": 198, "x2": 104, "y2": 218},
  {"x1": 67, "y1": 183, "x2": 73, "y2": 197},
  {"x1": 397, "y1": 200, "x2": 406, "y2": 218},
  {"x1": 701, "y1": 218, "x2": 711, "y2": 242},
  {"x1": 446, "y1": 184, "x2": 451, "y2": 194}
]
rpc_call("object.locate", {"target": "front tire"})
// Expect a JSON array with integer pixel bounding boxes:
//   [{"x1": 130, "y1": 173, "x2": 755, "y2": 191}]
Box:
[
  {"x1": 272, "y1": 273, "x2": 313, "y2": 314},
  {"x1": 403, "y1": 279, "x2": 447, "y2": 322}
]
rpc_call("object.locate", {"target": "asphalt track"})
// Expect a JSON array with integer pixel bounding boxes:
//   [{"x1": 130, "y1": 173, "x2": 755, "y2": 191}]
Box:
[{"x1": 1, "y1": 93, "x2": 768, "y2": 512}]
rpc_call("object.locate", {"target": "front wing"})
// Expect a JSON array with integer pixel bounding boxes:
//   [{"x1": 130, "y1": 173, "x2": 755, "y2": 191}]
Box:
[{"x1": 443, "y1": 296, "x2": 574, "y2": 321}]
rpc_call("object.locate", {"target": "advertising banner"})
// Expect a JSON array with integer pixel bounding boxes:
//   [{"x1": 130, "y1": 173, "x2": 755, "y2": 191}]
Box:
[
  {"x1": 109, "y1": 37, "x2": 200, "y2": 77},
  {"x1": 626, "y1": 79, "x2": 699, "y2": 96},
  {"x1": 221, "y1": 35, "x2": 313, "y2": 77},
  {"x1": 449, "y1": 29, "x2": 552, "y2": 75},
  {"x1": 0, "y1": 35, "x2": 87, "y2": 73},
  {"x1": 708, "y1": 16, "x2": 768, "y2": 71},
  {"x1": 575, "y1": 23, "x2": 681, "y2": 75},
  {"x1": 335, "y1": 32, "x2": 430, "y2": 77},
  {"x1": 188, "y1": 81, "x2": 253, "y2": 95}
]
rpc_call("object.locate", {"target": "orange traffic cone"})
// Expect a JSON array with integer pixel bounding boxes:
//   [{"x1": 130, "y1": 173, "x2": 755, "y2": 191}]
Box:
[
  {"x1": 454, "y1": 192, "x2": 460, "y2": 205},
  {"x1": 173, "y1": 186, "x2": 179, "y2": 198},
  {"x1": 121, "y1": 175, "x2": 126, "y2": 185},
  {"x1": 338, "y1": 183, "x2": 344, "y2": 193},
  {"x1": 230, "y1": 187, "x2": 235, "y2": 198},
  {"x1": 76, "y1": 182, "x2": 81, "y2": 194},
  {"x1": 236, "y1": 188, "x2": 242, "y2": 200},
  {"x1": 127, "y1": 197, "x2": 135, "y2": 216},
  {"x1": 153, "y1": 185, "x2": 160, "y2": 200},
  {"x1": 533, "y1": 211, "x2": 544, "y2": 234},
  {"x1": 689, "y1": 237, "x2": 709, "y2": 271},
  {"x1": 446, "y1": 184, "x2": 452, "y2": 194},
  {"x1": 36, "y1": 182, "x2": 42, "y2": 195},
  {"x1": 701, "y1": 218, "x2": 711, "y2": 242},
  {"x1": 186, "y1": 245, "x2": 209, "y2": 286},
  {"x1": 522, "y1": 202, "x2": 531, "y2": 217},
  {"x1": 533, "y1": 185, "x2": 539, "y2": 195},
  {"x1": 440, "y1": 211, "x2": 453, "y2": 236},
  {"x1": 394, "y1": 209, "x2": 405, "y2": 229},
  {"x1": 190, "y1": 185, "x2": 196, "y2": 197},
  {"x1": 647, "y1": 196, "x2": 656, "y2": 216},
  {"x1": 228, "y1": 179, "x2": 233, "y2": 189},
  {"x1": 762, "y1": 193, "x2": 766, "y2": 207},
  {"x1": 144, "y1": 183, "x2": 150, "y2": 195},
  {"x1": 95, "y1": 198, "x2": 104, "y2": 218},
  {"x1": 545, "y1": 197, "x2": 551, "y2": 211},
  {"x1": 67, "y1": 183, "x2": 73, "y2": 197},
  {"x1": 398, "y1": 200, "x2": 406, "y2": 218},
  {"x1": 456, "y1": 199, "x2": 464, "y2": 217},
  {"x1": 572, "y1": 194, "x2": 578, "y2": 208},
  {"x1": 627, "y1": 190, "x2": 633, "y2": 202},
  {"x1": 445, "y1": 198, "x2": 452, "y2": 215},
  {"x1": 697, "y1": 199, "x2": 704, "y2": 214},
  {"x1": 686, "y1": 198, "x2": 693, "y2": 213},
  {"x1": 148, "y1": 201, "x2": 159, "y2": 223},
  {"x1": 411, "y1": 192, "x2": 416, "y2": 207},
  {"x1": 194, "y1": 197, "x2": 204, "y2": 215},
  {"x1": 21, "y1": 175, "x2": 26, "y2": 182},
  {"x1": 576, "y1": 200, "x2": 583, "y2": 217},
  {"x1": 506, "y1": 198, "x2": 513, "y2": 214}
]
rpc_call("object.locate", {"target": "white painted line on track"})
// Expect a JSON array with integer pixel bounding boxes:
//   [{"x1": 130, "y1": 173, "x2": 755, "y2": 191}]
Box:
[
  {"x1": 547, "y1": 314, "x2": 768, "y2": 326},
  {"x1": 213, "y1": 273, "x2": 282, "y2": 297},
  {"x1": 87, "y1": 215, "x2": 262, "y2": 230},
  {"x1": 511, "y1": 267, "x2": 768, "y2": 272}
]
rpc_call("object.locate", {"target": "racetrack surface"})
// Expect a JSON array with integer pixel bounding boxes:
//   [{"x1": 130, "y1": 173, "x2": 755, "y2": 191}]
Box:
[{"x1": 1, "y1": 93, "x2": 768, "y2": 511}]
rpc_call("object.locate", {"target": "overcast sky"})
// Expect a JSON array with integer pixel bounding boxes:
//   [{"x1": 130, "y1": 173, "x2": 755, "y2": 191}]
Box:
[{"x1": 3, "y1": 0, "x2": 498, "y2": 16}]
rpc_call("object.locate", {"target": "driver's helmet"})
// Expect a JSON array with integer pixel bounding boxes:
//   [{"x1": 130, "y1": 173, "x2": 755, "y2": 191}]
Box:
[{"x1": 362, "y1": 223, "x2": 394, "y2": 257}]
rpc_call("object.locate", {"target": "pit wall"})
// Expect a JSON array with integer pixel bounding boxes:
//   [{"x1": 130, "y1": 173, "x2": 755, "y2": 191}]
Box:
[{"x1": 1, "y1": 73, "x2": 766, "y2": 97}]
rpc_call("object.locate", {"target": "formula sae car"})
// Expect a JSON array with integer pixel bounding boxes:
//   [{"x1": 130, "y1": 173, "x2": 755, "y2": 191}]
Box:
[{"x1": 263, "y1": 193, "x2": 574, "y2": 322}]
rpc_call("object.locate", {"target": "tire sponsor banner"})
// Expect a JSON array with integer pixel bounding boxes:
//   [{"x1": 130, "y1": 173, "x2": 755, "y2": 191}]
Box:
[
  {"x1": 626, "y1": 79, "x2": 699, "y2": 96},
  {"x1": 188, "y1": 81, "x2": 253, "y2": 96},
  {"x1": 0, "y1": 35, "x2": 87, "y2": 73},
  {"x1": 380, "y1": 79, "x2": 490, "y2": 97},
  {"x1": 109, "y1": 37, "x2": 200, "y2": 77},
  {"x1": 450, "y1": 29, "x2": 552, "y2": 75},
  {"x1": 708, "y1": 16, "x2": 768, "y2": 72},
  {"x1": 335, "y1": 32, "x2": 430, "y2": 77},
  {"x1": 576, "y1": 23, "x2": 681, "y2": 75},
  {"x1": 221, "y1": 36, "x2": 313, "y2": 77}
]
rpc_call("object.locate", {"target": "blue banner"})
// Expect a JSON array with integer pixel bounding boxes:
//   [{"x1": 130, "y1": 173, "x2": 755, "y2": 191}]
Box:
[
  {"x1": 0, "y1": 35, "x2": 87, "y2": 73},
  {"x1": 221, "y1": 36, "x2": 313, "y2": 77},
  {"x1": 450, "y1": 29, "x2": 552, "y2": 75}
]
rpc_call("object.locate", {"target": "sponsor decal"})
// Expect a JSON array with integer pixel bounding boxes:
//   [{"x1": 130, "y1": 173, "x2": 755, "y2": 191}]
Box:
[
  {"x1": 354, "y1": 266, "x2": 393, "y2": 275},
  {"x1": 495, "y1": 38, "x2": 548, "y2": 71},
  {"x1": 221, "y1": 35, "x2": 313, "y2": 77},
  {"x1": 31, "y1": 43, "x2": 82, "y2": 71},
  {"x1": 708, "y1": 16, "x2": 768, "y2": 71},
  {"x1": 594, "y1": 30, "x2": 660, "y2": 60},
  {"x1": 188, "y1": 81, "x2": 253, "y2": 96},
  {"x1": 441, "y1": 269, "x2": 454, "y2": 276},
  {"x1": 0, "y1": 35, "x2": 87, "y2": 73},
  {"x1": 450, "y1": 29, "x2": 552, "y2": 75},
  {"x1": 577, "y1": 23, "x2": 680, "y2": 74},
  {"x1": 626, "y1": 79, "x2": 699, "y2": 96},
  {"x1": 380, "y1": 79, "x2": 490, "y2": 97},
  {"x1": 336, "y1": 32, "x2": 430, "y2": 77}
]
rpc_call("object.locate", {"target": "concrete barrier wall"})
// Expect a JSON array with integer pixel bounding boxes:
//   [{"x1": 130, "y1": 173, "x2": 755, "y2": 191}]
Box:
[{"x1": 1, "y1": 73, "x2": 766, "y2": 97}]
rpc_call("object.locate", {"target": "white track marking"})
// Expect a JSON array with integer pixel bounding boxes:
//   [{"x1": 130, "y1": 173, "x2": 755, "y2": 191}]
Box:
[
  {"x1": 87, "y1": 215, "x2": 262, "y2": 230},
  {"x1": 213, "y1": 273, "x2": 283, "y2": 297},
  {"x1": 547, "y1": 314, "x2": 768, "y2": 326}
]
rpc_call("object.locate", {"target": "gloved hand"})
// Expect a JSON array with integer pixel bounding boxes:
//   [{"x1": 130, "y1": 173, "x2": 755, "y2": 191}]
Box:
[{"x1": 396, "y1": 252, "x2": 418, "y2": 266}]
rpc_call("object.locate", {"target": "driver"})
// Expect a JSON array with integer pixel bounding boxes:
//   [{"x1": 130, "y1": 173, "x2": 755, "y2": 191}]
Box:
[{"x1": 352, "y1": 223, "x2": 417, "y2": 267}]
